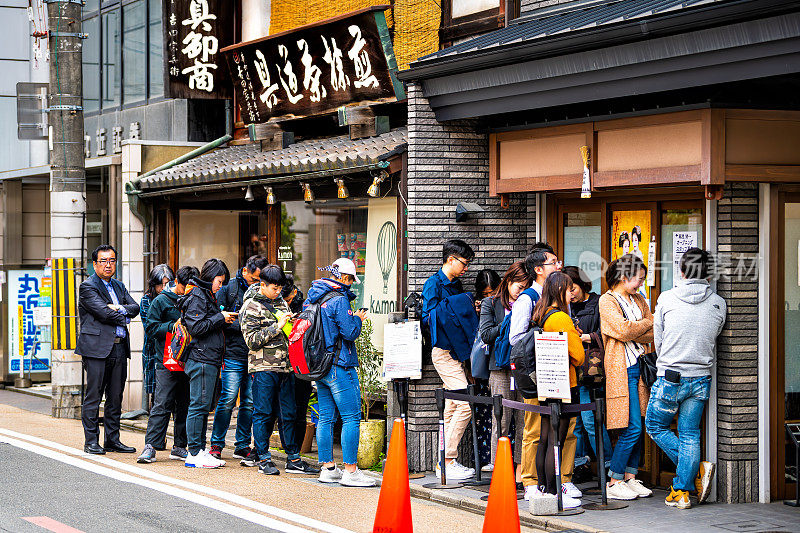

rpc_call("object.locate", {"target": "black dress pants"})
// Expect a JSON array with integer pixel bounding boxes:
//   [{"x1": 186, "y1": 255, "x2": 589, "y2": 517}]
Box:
[
  {"x1": 145, "y1": 361, "x2": 189, "y2": 449},
  {"x1": 82, "y1": 343, "x2": 127, "y2": 445},
  {"x1": 278, "y1": 377, "x2": 312, "y2": 451}
]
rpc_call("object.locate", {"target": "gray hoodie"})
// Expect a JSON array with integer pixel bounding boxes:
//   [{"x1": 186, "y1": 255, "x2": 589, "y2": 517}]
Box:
[{"x1": 653, "y1": 278, "x2": 727, "y2": 378}]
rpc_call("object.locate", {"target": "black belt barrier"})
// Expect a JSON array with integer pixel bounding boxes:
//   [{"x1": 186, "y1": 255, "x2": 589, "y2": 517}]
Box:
[{"x1": 424, "y1": 387, "x2": 628, "y2": 512}]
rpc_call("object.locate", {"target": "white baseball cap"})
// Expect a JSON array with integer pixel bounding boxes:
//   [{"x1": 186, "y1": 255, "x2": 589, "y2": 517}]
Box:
[{"x1": 332, "y1": 257, "x2": 360, "y2": 284}]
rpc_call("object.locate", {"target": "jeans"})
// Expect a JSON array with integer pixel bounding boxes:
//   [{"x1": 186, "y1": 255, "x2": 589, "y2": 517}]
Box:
[
  {"x1": 210, "y1": 358, "x2": 253, "y2": 450},
  {"x1": 316, "y1": 365, "x2": 361, "y2": 465},
  {"x1": 278, "y1": 378, "x2": 312, "y2": 452},
  {"x1": 185, "y1": 359, "x2": 220, "y2": 455},
  {"x1": 574, "y1": 414, "x2": 589, "y2": 467},
  {"x1": 645, "y1": 375, "x2": 711, "y2": 491},
  {"x1": 609, "y1": 365, "x2": 642, "y2": 480},
  {"x1": 145, "y1": 360, "x2": 189, "y2": 449},
  {"x1": 578, "y1": 385, "x2": 612, "y2": 467},
  {"x1": 251, "y1": 371, "x2": 299, "y2": 462}
]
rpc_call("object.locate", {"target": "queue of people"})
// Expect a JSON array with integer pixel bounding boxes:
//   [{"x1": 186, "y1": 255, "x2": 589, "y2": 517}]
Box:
[{"x1": 421, "y1": 239, "x2": 727, "y2": 511}]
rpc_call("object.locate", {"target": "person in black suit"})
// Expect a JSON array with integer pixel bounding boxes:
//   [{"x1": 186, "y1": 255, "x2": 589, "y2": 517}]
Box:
[{"x1": 77, "y1": 244, "x2": 140, "y2": 454}]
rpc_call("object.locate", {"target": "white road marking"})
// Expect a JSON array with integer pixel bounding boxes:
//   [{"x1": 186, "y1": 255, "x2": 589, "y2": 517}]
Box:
[{"x1": 0, "y1": 429, "x2": 355, "y2": 533}]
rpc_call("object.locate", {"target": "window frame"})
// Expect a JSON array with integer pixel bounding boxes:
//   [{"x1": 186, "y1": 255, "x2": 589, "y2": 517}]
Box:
[{"x1": 440, "y1": 0, "x2": 519, "y2": 47}]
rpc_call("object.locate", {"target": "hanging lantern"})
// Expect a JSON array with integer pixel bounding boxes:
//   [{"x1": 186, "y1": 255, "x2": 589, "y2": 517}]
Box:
[
  {"x1": 301, "y1": 182, "x2": 314, "y2": 203},
  {"x1": 265, "y1": 186, "x2": 276, "y2": 205},
  {"x1": 335, "y1": 178, "x2": 349, "y2": 199}
]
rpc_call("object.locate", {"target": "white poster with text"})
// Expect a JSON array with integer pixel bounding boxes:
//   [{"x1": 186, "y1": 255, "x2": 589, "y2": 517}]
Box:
[{"x1": 534, "y1": 331, "x2": 571, "y2": 402}]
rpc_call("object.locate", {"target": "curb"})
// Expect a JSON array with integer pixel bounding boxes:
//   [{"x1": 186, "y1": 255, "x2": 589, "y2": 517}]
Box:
[
  {"x1": 118, "y1": 419, "x2": 600, "y2": 533},
  {"x1": 6, "y1": 387, "x2": 52, "y2": 400}
]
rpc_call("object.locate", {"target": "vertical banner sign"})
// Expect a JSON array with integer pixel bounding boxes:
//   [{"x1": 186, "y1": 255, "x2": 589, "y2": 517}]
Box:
[
  {"x1": 8, "y1": 270, "x2": 51, "y2": 373},
  {"x1": 363, "y1": 197, "x2": 398, "y2": 351},
  {"x1": 163, "y1": 0, "x2": 233, "y2": 99},
  {"x1": 52, "y1": 258, "x2": 78, "y2": 351},
  {"x1": 222, "y1": 6, "x2": 405, "y2": 123}
]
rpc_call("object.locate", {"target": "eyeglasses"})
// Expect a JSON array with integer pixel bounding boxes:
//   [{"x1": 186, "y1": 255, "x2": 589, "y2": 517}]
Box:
[
  {"x1": 541, "y1": 260, "x2": 563, "y2": 267},
  {"x1": 452, "y1": 257, "x2": 470, "y2": 267},
  {"x1": 96, "y1": 259, "x2": 116, "y2": 265}
]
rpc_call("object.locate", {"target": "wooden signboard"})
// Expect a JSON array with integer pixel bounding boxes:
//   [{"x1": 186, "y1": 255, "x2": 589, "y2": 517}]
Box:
[
  {"x1": 163, "y1": 0, "x2": 233, "y2": 99},
  {"x1": 221, "y1": 6, "x2": 405, "y2": 124}
]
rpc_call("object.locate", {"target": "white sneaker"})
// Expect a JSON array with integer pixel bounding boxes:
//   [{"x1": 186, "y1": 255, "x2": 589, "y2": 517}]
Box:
[
  {"x1": 560, "y1": 491, "x2": 582, "y2": 510},
  {"x1": 185, "y1": 450, "x2": 222, "y2": 468},
  {"x1": 562, "y1": 482, "x2": 582, "y2": 498},
  {"x1": 340, "y1": 468, "x2": 378, "y2": 487},
  {"x1": 435, "y1": 461, "x2": 473, "y2": 481},
  {"x1": 481, "y1": 464, "x2": 494, "y2": 472},
  {"x1": 524, "y1": 485, "x2": 542, "y2": 501},
  {"x1": 451, "y1": 460, "x2": 475, "y2": 476},
  {"x1": 626, "y1": 478, "x2": 653, "y2": 498},
  {"x1": 318, "y1": 465, "x2": 343, "y2": 483},
  {"x1": 606, "y1": 481, "x2": 639, "y2": 500}
]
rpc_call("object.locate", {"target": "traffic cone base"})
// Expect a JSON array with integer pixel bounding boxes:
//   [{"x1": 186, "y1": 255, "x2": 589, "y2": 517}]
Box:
[{"x1": 373, "y1": 418, "x2": 413, "y2": 533}]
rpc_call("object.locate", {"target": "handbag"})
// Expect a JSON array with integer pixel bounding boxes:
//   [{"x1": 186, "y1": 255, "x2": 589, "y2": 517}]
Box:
[
  {"x1": 470, "y1": 336, "x2": 489, "y2": 380},
  {"x1": 163, "y1": 331, "x2": 185, "y2": 371},
  {"x1": 579, "y1": 332, "x2": 605, "y2": 387},
  {"x1": 638, "y1": 351, "x2": 658, "y2": 388}
]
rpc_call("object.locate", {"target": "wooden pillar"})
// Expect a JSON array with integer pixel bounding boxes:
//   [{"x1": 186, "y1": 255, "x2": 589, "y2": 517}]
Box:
[{"x1": 266, "y1": 202, "x2": 280, "y2": 264}]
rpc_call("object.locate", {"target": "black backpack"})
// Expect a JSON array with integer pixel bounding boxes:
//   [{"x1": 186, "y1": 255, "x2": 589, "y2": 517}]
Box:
[
  {"x1": 509, "y1": 309, "x2": 559, "y2": 399},
  {"x1": 287, "y1": 292, "x2": 342, "y2": 381}
]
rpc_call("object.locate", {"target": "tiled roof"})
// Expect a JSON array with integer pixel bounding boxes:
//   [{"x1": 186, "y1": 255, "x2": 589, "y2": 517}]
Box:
[
  {"x1": 415, "y1": 0, "x2": 723, "y2": 63},
  {"x1": 138, "y1": 127, "x2": 407, "y2": 190}
]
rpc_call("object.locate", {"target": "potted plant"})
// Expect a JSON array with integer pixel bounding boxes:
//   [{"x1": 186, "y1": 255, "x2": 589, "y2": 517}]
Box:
[{"x1": 354, "y1": 315, "x2": 386, "y2": 469}]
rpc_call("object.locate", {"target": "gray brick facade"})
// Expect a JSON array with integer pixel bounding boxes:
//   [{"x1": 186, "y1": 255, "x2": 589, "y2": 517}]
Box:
[
  {"x1": 715, "y1": 182, "x2": 760, "y2": 503},
  {"x1": 405, "y1": 83, "x2": 538, "y2": 471}
]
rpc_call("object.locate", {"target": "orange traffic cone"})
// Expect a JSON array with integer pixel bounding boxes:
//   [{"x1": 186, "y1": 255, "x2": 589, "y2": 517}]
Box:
[
  {"x1": 373, "y1": 418, "x2": 413, "y2": 533},
  {"x1": 482, "y1": 437, "x2": 520, "y2": 533}
]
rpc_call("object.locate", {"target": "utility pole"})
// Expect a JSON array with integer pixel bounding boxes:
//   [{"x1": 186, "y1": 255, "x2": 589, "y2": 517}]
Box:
[{"x1": 47, "y1": 0, "x2": 86, "y2": 418}]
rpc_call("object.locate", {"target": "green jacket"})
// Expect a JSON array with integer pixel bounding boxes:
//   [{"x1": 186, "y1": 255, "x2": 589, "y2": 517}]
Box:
[
  {"x1": 240, "y1": 287, "x2": 291, "y2": 373},
  {"x1": 144, "y1": 286, "x2": 182, "y2": 364}
]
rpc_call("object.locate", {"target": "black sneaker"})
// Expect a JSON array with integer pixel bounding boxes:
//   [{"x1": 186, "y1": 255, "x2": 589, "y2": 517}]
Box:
[
  {"x1": 233, "y1": 446, "x2": 252, "y2": 460},
  {"x1": 257, "y1": 460, "x2": 280, "y2": 475},
  {"x1": 239, "y1": 450, "x2": 259, "y2": 467},
  {"x1": 286, "y1": 459, "x2": 321, "y2": 474},
  {"x1": 209, "y1": 445, "x2": 223, "y2": 460}
]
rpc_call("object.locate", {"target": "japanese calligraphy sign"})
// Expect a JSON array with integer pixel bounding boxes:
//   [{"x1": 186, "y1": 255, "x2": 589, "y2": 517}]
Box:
[
  {"x1": 8, "y1": 270, "x2": 51, "y2": 374},
  {"x1": 222, "y1": 6, "x2": 405, "y2": 123},
  {"x1": 163, "y1": 0, "x2": 233, "y2": 99}
]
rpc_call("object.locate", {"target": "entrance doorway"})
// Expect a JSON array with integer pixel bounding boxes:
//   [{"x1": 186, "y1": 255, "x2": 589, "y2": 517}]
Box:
[{"x1": 550, "y1": 190, "x2": 705, "y2": 487}]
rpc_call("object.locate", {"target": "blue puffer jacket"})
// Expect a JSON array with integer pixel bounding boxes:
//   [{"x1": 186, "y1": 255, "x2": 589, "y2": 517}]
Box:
[{"x1": 303, "y1": 278, "x2": 362, "y2": 368}]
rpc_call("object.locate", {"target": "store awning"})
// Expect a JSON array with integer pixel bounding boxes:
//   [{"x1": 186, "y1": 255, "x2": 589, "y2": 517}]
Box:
[
  {"x1": 399, "y1": 0, "x2": 800, "y2": 120},
  {"x1": 137, "y1": 128, "x2": 407, "y2": 196}
]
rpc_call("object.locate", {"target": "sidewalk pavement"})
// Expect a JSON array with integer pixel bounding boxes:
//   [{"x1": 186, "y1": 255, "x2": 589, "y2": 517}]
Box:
[{"x1": 6, "y1": 386, "x2": 799, "y2": 533}]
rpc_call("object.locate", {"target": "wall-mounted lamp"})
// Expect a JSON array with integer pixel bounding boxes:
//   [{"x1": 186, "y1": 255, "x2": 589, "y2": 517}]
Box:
[
  {"x1": 367, "y1": 170, "x2": 388, "y2": 198},
  {"x1": 335, "y1": 178, "x2": 349, "y2": 199},
  {"x1": 265, "y1": 186, "x2": 276, "y2": 205},
  {"x1": 244, "y1": 185, "x2": 254, "y2": 201},
  {"x1": 301, "y1": 182, "x2": 314, "y2": 203},
  {"x1": 455, "y1": 201, "x2": 484, "y2": 222}
]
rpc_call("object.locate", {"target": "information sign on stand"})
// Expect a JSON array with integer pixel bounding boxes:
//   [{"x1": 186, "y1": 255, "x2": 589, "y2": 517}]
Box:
[
  {"x1": 382, "y1": 321, "x2": 422, "y2": 380},
  {"x1": 534, "y1": 331, "x2": 571, "y2": 401}
]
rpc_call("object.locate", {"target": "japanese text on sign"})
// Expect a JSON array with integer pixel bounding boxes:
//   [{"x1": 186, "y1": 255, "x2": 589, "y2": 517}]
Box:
[
  {"x1": 534, "y1": 331, "x2": 571, "y2": 401},
  {"x1": 223, "y1": 6, "x2": 404, "y2": 123},
  {"x1": 164, "y1": 0, "x2": 232, "y2": 99}
]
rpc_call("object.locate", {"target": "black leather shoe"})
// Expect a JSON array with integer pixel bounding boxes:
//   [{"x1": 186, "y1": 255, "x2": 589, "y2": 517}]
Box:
[
  {"x1": 84, "y1": 442, "x2": 106, "y2": 455},
  {"x1": 104, "y1": 441, "x2": 136, "y2": 453}
]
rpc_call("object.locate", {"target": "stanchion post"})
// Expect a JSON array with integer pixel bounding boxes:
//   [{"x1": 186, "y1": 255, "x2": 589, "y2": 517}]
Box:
[
  {"x1": 551, "y1": 401, "x2": 563, "y2": 513},
  {"x1": 595, "y1": 395, "x2": 608, "y2": 504},
  {"x1": 492, "y1": 394, "x2": 503, "y2": 438},
  {"x1": 423, "y1": 388, "x2": 463, "y2": 489},
  {"x1": 464, "y1": 384, "x2": 490, "y2": 486}
]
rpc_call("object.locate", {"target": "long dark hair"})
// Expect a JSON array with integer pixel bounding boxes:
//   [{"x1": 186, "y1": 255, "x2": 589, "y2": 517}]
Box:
[
  {"x1": 531, "y1": 272, "x2": 574, "y2": 325},
  {"x1": 146, "y1": 264, "x2": 175, "y2": 299},
  {"x1": 605, "y1": 255, "x2": 646, "y2": 289},
  {"x1": 492, "y1": 261, "x2": 531, "y2": 310},
  {"x1": 199, "y1": 258, "x2": 230, "y2": 285},
  {"x1": 474, "y1": 269, "x2": 501, "y2": 300}
]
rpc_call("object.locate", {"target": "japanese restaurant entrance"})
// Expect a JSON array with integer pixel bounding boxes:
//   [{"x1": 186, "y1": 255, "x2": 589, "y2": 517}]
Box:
[{"x1": 549, "y1": 188, "x2": 708, "y2": 488}]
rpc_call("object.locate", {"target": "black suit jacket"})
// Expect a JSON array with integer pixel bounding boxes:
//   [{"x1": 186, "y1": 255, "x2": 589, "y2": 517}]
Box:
[{"x1": 76, "y1": 274, "x2": 140, "y2": 359}]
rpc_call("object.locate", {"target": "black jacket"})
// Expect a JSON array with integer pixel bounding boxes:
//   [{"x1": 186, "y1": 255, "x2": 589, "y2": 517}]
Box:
[
  {"x1": 571, "y1": 292, "x2": 601, "y2": 348},
  {"x1": 144, "y1": 286, "x2": 181, "y2": 364},
  {"x1": 479, "y1": 296, "x2": 507, "y2": 370},
  {"x1": 76, "y1": 274, "x2": 140, "y2": 359},
  {"x1": 178, "y1": 278, "x2": 226, "y2": 367},
  {"x1": 215, "y1": 270, "x2": 252, "y2": 361}
]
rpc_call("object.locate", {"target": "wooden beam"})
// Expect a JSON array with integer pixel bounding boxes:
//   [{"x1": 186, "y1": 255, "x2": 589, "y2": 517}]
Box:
[
  {"x1": 338, "y1": 106, "x2": 389, "y2": 139},
  {"x1": 593, "y1": 165, "x2": 701, "y2": 188},
  {"x1": 496, "y1": 173, "x2": 583, "y2": 193},
  {"x1": 266, "y1": 203, "x2": 280, "y2": 264},
  {"x1": 701, "y1": 109, "x2": 726, "y2": 186},
  {"x1": 725, "y1": 164, "x2": 800, "y2": 182}
]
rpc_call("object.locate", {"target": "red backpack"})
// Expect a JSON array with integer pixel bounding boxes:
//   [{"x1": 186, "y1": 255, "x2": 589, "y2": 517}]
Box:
[{"x1": 288, "y1": 292, "x2": 342, "y2": 381}]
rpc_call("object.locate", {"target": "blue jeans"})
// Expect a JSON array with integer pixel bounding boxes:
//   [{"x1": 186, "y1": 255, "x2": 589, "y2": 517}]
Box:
[
  {"x1": 579, "y1": 385, "x2": 612, "y2": 467},
  {"x1": 316, "y1": 365, "x2": 361, "y2": 465},
  {"x1": 185, "y1": 359, "x2": 220, "y2": 455},
  {"x1": 210, "y1": 358, "x2": 253, "y2": 450},
  {"x1": 251, "y1": 370, "x2": 299, "y2": 462},
  {"x1": 609, "y1": 365, "x2": 642, "y2": 480},
  {"x1": 574, "y1": 414, "x2": 590, "y2": 467},
  {"x1": 645, "y1": 375, "x2": 711, "y2": 491}
]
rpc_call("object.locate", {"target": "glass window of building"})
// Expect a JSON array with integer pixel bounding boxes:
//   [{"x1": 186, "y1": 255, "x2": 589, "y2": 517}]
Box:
[
  {"x1": 101, "y1": 8, "x2": 120, "y2": 108},
  {"x1": 148, "y1": 0, "x2": 164, "y2": 98},
  {"x1": 82, "y1": 16, "x2": 100, "y2": 113},
  {"x1": 122, "y1": 0, "x2": 146, "y2": 103}
]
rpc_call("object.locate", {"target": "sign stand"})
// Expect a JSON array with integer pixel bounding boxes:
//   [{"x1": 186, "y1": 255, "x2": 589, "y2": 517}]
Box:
[
  {"x1": 392, "y1": 377, "x2": 425, "y2": 479},
  {"x1": 463, "y1": 383, "x2": 491, "y2": 486},
  {"x1": 423, "y1": 388, "x2": 463, "y2": 490},
  {"x1": 549, "y1": 401, "x2": 584, "y2": 516},
  {"x1": 785, "y1": 423, "x2": 800, "y2": 507},
  {"x1": 583, "y1": 393, "x2": 628, "y2": 511}
]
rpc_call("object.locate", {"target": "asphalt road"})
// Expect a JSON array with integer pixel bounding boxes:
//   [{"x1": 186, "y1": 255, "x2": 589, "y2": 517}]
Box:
[{"x1": 0, "y1": 444, "x2": 284, "y2": 533}]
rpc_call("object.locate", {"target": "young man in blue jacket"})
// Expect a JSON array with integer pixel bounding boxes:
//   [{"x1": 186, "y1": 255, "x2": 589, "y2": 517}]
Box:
[
  {"x1": 304, "y1": 258, "x2": 376, "y2": 487},
  {"x1": 421, "y1": 239, "x2": 476, "y2": 481}
]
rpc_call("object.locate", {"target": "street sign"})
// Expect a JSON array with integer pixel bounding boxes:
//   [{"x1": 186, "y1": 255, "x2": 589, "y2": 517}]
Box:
[
  {"x1": 16, "y1": 82, "x2": 48, "y2": 140},
  {"x1": 222, "y1": 6, "x2": 405, "y2": 123}
]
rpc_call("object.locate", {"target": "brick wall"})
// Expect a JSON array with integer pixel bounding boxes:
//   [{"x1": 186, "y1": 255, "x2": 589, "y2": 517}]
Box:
[
  {"x1": 715, "y1": 182, "x2": 760, "y2": 503},
  {"x1": 405, "y1": 83, "x2": 538, "y2": 470}
]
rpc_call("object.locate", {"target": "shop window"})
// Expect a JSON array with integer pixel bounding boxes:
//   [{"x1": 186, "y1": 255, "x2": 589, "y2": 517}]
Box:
[
  {"x1": 178, "y1": 210, "x2": 241, "y2": 275},
  {"x1": 122, "y1": 0, "x2": 146, "y2": 104},
  {"x1": 563, "y1": 211, "x2": 602, "y2": 293},
  {"x1": 82, "y1": 16, "x2": 100, "y2": 113},
  {"x1": 148, "y1": 0, "x2": 163, "y2": 99},
  {"x1": 659, "y1": 209, "x2": 704, "y2": 291},
  {"x1": 441, "y1": 0, "x2": 518, "y2": 45},
  {"x1": 101, "y1": 8, "x2": 120, "y2": 108}
]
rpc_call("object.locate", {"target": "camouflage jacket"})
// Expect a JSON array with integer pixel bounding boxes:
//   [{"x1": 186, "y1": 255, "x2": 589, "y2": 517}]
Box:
[{"x1": 239, "y1": 286, "x2": 291, "y2": 373}]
